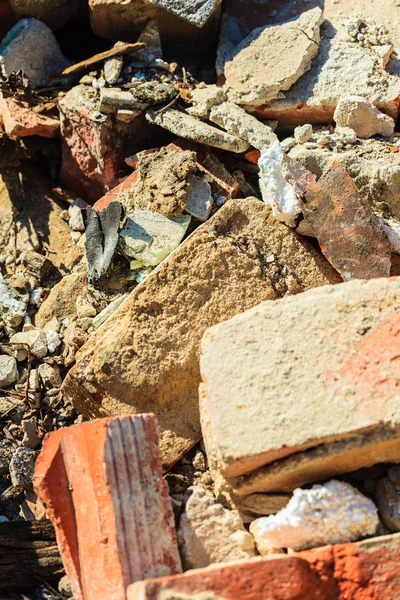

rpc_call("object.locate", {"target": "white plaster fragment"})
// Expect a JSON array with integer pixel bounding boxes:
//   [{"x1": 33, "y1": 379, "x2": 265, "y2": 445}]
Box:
[{"x1": 250, "y1": 480, "x2": 379, "y2": 552}]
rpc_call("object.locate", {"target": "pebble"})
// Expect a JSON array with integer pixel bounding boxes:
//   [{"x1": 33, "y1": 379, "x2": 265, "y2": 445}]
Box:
[
  {"x1": 68, "y1": 203, "x2": 85, "y2": 232},
  {"x1": 22, "y1": 418, "x2": 41, "y2": 449},
  {"x1": 294, "y1": 124, "x2": 313, "y2": 144},
  {"x1": 9, "y1": 447, "x2": 38, "y2": 489},
  {"x1": 0, "y1": 355, "x2": 19, "y2": 388},
  {"x1": 38, "y1": 363, "x2": 62, "y2": 389},
  {"x1": 10, "y1": 330, "x2": 48, "y2": 360},
  {"x1": 46, "y1": 330, "x2": 61, "y2": 353}
]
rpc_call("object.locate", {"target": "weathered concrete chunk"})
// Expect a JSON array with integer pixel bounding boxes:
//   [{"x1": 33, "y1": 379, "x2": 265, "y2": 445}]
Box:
[
  {"x1": 200, "y1": 276, "x2": 400, "y2": 489},
  {"x1": 0, "y1": 272, "x2": 28, "y2": 329},
  {"x1": 256, "y1": 11, "x2": 400, "y2": 126},
  {"x1": 62, "y1": 198, "x2": 339, "y2": 469},
  {"x1": 34, "y1": 415, "x2": 181, "y2": 600},
  {"x1": 187, "y1": 85, "x2": 227, "y2": 119},
  {"x1": 0, "y1": 95, "x2": 60, "y2": 138},
  {"x1": 127, "y1": 533, "x2": 400, "y2": 600},
  {"x1": 0, "y1": 18, "x2": 70, "y2": 88},
  {"x1": 184, "y1": 176, "x2": 213, "y2": 222},
  {"x1": 334, "y1": 95, "x2": 395, "y2": 138},
  {"x1": 250, "y1": 481, "x2": 378, "y2": 553},
  {"x1": 302, "y1": 162, "x2": 391, "y2": 279},
  {"x1": 177, "y1": 486, "x2": 255, "y2": 569},
  {"x1": 224, "y1": 8, "x2": 323, "y2": 106},
  {"x1": 145, "y1": 108, "x2": 250, "y2": 153},
  {"x1": 209, "y1": 102, "x2": 277, "y2": 151},
  {"x1": 0, "y1": 355, "x2": 18, "y2": 388}
]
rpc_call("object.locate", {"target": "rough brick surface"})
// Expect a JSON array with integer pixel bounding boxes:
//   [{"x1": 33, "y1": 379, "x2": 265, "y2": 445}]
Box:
[
  {"x1": 127, "y1": 533, "x2": 400, "y2": 600},
  {"x1": 200, "y1": 277, "x2": 400, "y2": 489},
  {"x1": 34, "y1": 414, "x2": 181, "y2": 600},
  {"x1": 302, "y1": 162, "x2": 392, "y2": 280},
  {"x1": 62, "y1": 198, "x2": 339, "y2": 470},
  {"x1": 0, "y1": 94, "x2": 60, "y2": 138}
]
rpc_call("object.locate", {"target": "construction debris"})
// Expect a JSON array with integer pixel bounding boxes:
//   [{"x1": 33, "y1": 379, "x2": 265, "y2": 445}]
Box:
[
  {"x1": 2, "y1": 1, "x2": 400, "y2": 597},
  {"x1": 34, "y1": 415, "x2": 182, "y2": 599},
  {"x1": 250, "y1": 481, "x2": 379, "y2": 552}
]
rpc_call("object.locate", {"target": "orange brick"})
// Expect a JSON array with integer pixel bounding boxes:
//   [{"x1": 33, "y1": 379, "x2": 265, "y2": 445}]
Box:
[
  {"x1": 34, "y1": 414, "x2": 181, "y2": 600},
  {"x1": 127, "y1": 533, "x2": 400, "y2": 600},
  {"x1": 0, "y1": 95, "x2": 60, "y2": 138}
]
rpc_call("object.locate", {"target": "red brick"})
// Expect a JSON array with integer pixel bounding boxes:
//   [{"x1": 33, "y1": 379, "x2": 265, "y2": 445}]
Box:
[
  {"x1": 302, "y1": 162, "x2": 391, "y2": 280},
  {"x1": 127, "y1": 533, "x2": 400, "y2": 600},
  {"x1": 0, "y1": 95, "x2": 60, "y2": 138},
  {"x1": 34, "y1": 414, "x2": 181, "y2": 600}
]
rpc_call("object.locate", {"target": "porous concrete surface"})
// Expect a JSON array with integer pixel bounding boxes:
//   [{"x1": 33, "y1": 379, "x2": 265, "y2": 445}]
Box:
[
  {"x1": 119, "y1": 210, "x2": 191, "y2": 267},
  {"x1": 187, "y1": 85, "x2": 227, "y2": 119},
  {"x1": 258, "y1": 14, "x2": 400, "y2": 125},
  {"x1": 8, "y1": 0, "x2": 87, "y2": 30},
  {"x1": 224, "y1": 8, "x2": 323, "y2": 106},
  {"x1": 146, "y1": 108, "x2": 250, "y2": 153},
  {"x1": 288, "y1": 137, "x2": 400, "y2": 221},
  {"x1": 9, "y1": 446, "x2": 37, "y2": 488},
  {"x1": 62, "y1": 198, "x2": 339, "y2": 470},
  {"x1": 0, "y1": 18, "x2": 70, "y2": 88},
  {"x1": 0, "y1": 272, "x2": 28, "y2": 329},
  {"x1": 145, "y1": 0, "x2": 221, "y2": 27},
  {"x1": 177, "y1": 486, "x2": 255, "y2": 569},
  {"x1": 334, "y1": 95, "x2": 395, "y2": 138},
  {"x1": 209, "y1": 102, "x2": 277, "y2": 151},
  {"x1": 200, "y1": 277, "x2": 400, "y2": 481},
  {"x1": 0, "y1": 355, "x2": 19, "y2": 388},
  {"x1": 376, "y1": 466, "x2": 400, "y2": 532},
  {"x1": 250, "y1": 481, "x2": 379, "y2": 552}
]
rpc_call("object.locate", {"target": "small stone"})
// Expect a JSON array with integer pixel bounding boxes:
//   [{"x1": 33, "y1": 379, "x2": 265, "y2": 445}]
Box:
[
  {"x1": 376, "y1": 466, "x2": 400, "y2": 533},
  {"x1": 0, "y1": 272, "x2": 29, "y2": 329},
  {"x1": 177, "y1": 486, "x2": 255, "y2": 569},
  {"x1": 22, "y1": 418, "x2": 41, "y2": 449},
  {"x1": 58, "y1": 575, "x2": 72, "y2": 597},
  {"x1": 38, "y1": 363, "x2": 62, "y2": 389},
  {"x1": 192, "y1": 450, "x2": 206, "y2": 472},
  {"x1": 0, "y1": 355, "x2": 19, "y2": 388},
  {"x1": 294, "y1": 124, "x2": 313, "y2": 144},
  {"x1": 30, "y1": 288, "x2": 44, "y2": 306},
  {"x1": 119, "y1": 210, "x2": 191, "y2": 267},
  {"x1": 334, "y1": 96, "x2": 395, "y2": 138},
  {"x1": 104, "y1": 54, "x2": 124, "y2": 85},
  {"x1": 68, "y1": 204, "x2": 85, "y2": 232},
  {"x1": 250, "y1": 481, "x2": 379, "y2": 552},
  {"x1": 187, "y1": 85, "x2": 227, "y2": 119},
  {"x1": 46, "y1": 330, "x2": 61, "y2": 353},
  {"x1": 10, "y1": 330, "x2": 47, "y2": 360},
  {"x1": 76, "y1": 296, "x2": 97, "y2": 319},
  {"x1": 9, "y1": 447, "x2": 38, "y2": 489},
  {"x1": 185, "y1": 176, "x2": 213, "y2": 222},
  {"x1": 281, "y1": 137, "x2": 296, "y2": 152}
]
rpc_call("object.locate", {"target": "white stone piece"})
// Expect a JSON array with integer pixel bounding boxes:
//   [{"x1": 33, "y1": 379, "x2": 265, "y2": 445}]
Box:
[
  {"x1": 68, "y1": 204, "x2": 85, "y2": 232},
  {"x1": 187, "y1": 85, "x2": 227, "y2": 119},
  {"x1": 334, "y1": 95, "x2": 395, "y2": 138},
  {"x1": 250, "y1": 480, "x2": 379, "y2": 552},
  {"x1": 0, "y1": 272, "x2": 28, "y2": 328},
  {"x1": 294, "y1": 124, "x2": 313, "y2": 144},
  {"x1": 185, "y1": 176, "x2": 213, "y2": 222},
  {"x1": 46, "y1": 330, "x2": 61, "y2": 353},
  {"x1": 0, "y1": 18, "x2": 70, "y2": 88},
  {"x1": 30, "y1": 288, "x2": 44, "y2": 306},
  {"x1": 259, "y1": 141, "x2": 314, "y2": 226},
  {"x1": 0, "y1": 355, "x2": 19, "y2": 388},
  {"x1": 177, "y1": 486, "x2": 255, "y2": 569},
  {"x1": 119, "y1": 210, "x2": 191, "y2": 267},
  {"x1": 10, "y1": 330, "x2": 47, "y2": 360}
]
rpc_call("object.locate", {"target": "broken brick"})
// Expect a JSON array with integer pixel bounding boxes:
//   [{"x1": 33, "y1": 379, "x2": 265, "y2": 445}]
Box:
[
  {"x1": 34, "y1": 414, "x2": 181, "y2": 600},
  {"x1": 302, "y1": 162, "x2": 391, "y2": 280},
  {"x1": 61, "y1": 198, "x2": 339, "y2": 470},
  {"x1": 127, "y1": 533, "x2": 400, "y2": 600},
  {"x1": 200, "y1": 276, "x2": 400, "y2": 493},
  {"x1": 0, "y1": 94, "x2": 60, "y2": 138}
]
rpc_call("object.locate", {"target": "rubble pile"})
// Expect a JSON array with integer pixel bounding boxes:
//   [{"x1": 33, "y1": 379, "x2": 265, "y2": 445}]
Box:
[{"x1": 0, "y1": 0, "x2": 400, "y2": 599}]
